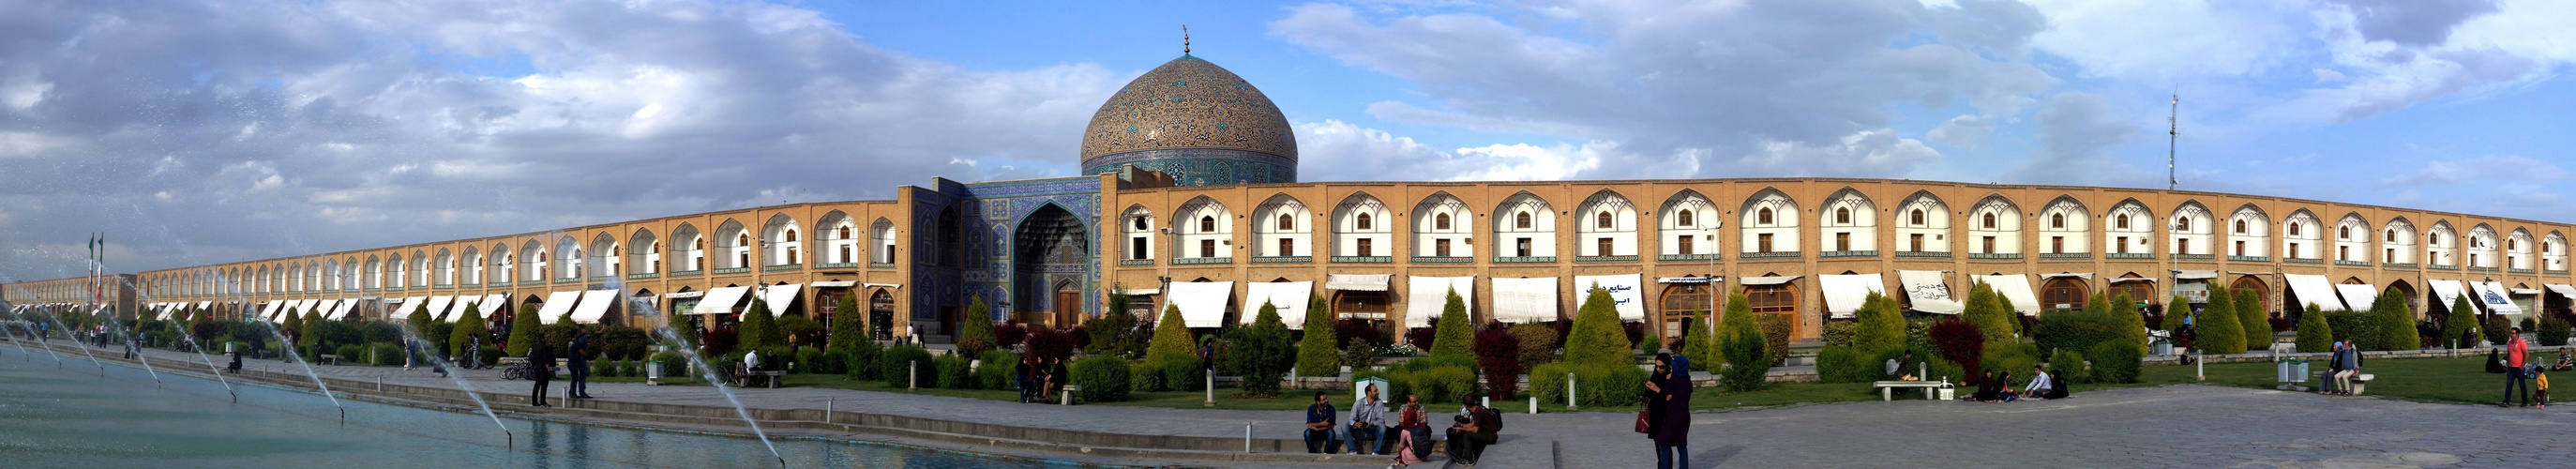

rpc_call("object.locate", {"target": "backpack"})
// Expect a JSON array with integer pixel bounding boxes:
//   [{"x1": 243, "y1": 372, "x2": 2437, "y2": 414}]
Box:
[{"x1": 1479, "y1": 407, "x2": 1503, "y2": 434}]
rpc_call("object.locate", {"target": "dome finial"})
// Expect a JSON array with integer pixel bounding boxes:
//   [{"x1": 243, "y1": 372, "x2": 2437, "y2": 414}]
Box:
[{"x1": 1183, "y1": 25, "x2": 1191, "y2": 54}]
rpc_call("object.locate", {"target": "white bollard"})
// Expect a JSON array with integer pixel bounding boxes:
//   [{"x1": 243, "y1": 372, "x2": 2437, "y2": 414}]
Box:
[
  {"x1": 1529, "y1": 396, "x2": 1537, "y2": 415},
  {"x1": 1204, "y1": 373, "x2": 1215, "y2": 407},
  {"x1": 908, "y1": 365, "x2": 917, "y2": 391},
  {"x1": 1243, "y1": 421, "x2": 1254, "y2": 453},
  {"x1": 826, "y1": 398, "x2": 834, "y2": 424},
  {"x1": 1566, "y1": 372, "x2": 1577, "y2": 410}
]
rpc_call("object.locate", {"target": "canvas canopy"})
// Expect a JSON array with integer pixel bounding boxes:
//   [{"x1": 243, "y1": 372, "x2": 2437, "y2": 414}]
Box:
[
  {"x1": 1972, "y1": 274, "x2": 2042, "y2": 316},
  {"x1": 1405, "y1": 276, "x2": 1475, "y2": 327},
  {"x1": 1167, "y1": 281, "x2": 1235, "y2": 327},
  {"x1": 1490, "y1": 277, "x2": 1559, "y2": 324},
  {"x1": 1242, "y1": 281, "x2": 1314, "y2": 328},
  {"x1": 2282, "y1": 274, "x2": 2349, "y2": 311},
  {"x1": 1574, "y1": 274, "x2": 1646, "y2": 321},
  {"x1": 1819, "y1": 273, "x2": 1888, "y2": 319},
  {"x1": 1896, "y1": 270, "x2": 1963, "y2": 314}
]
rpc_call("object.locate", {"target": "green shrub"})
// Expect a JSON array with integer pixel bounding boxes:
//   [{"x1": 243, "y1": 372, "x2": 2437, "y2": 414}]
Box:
[
  {"x1": 1130, "y1": 356, "x2": 1170, "y2": 392},
  {"x1": 1418, "y1": 366, "x2": 1479, "y2": 404},
  {"x1": 1757, "y1": 313, "x2": 1793, "y2": 367},
  {"x1": 2237, "y1": 288, "x2": 2270, "y2": 352},
  {"x1": 1680, "y1": 311, "x2": 1717, "y2": 372},
  {"x1": 1509, "y1": 323, "x2": 1559, "y2": 371},
  {"x1": 933, "y1": 353, "x2": 973, "y2": 389},
  {"x1": 2326, "y1": 310, "x2": 2379, "y2": 351},
  {"x1": 1591, "y1": 365, "x2": 1650, "y2": 407},
  {"x1": 2483, "y1": 315, "x2": 2512, "y2": 347},
  {"x1": 2197, "y1": 286, "x2": 2247, "y2": 355},
  {"x1": 479, "y1": 346, "x2": 504, "y2": 368},
  {"x1": 844, "y1": 341, "x2": 882, "y2": 381},
  {"x1": 1815, "y1": 346, "x2": 1870, "y2": 384},
  {"x1": 820, "y1": 350, "x2": 851, "y2": 375},
  {"x1": 1528, "y1": 362, "x2": 1650, "y2": 407},
  {"x1": 450, "y1": 310, "x2": 489, "y2": 360},
  {"x1": 1087, "y1": 294, "x2": 1143, "y2": 358},
  {"x1": 2031, "y1": 295, "x2": 2117, "y2": 359},
  {"x1": 1963, "y1": 281, "x2": 2019, "y2": 347},
  {"x1": 1565, "y1": 285, "x2": 1634, "y2": 367},
  {"x1": 506, "y1": 304, "x2": 539, "y2": 357},
  {"x1": 2087, "y1": 340, "x2": 2142, "y2": 384},
  {"x1": 794, "y1": 347, "x2": 823, "y2": 374},
  {"x1": 2378, "y1": 288, "x2": 2421, "y2": 351},
  {"x1": 977, "y1": 351, "x2": 1019, "y2": 390},
  {"x1": 2047, "y1": 348, "x2": 2089, "y2": 385},
  {"x1": 2295, "y1": 305, "x2": 2334, "y2": 353},
  {"x1": 1429, "y1": 288, "x2": 1473, "y2": 359},
  {"x1": 1294, "y1": 295, "x2": 1340, "y2": 377},
  {"x1": 592, "y1": 358, "x2": 613, "y2": 377},
  {"x1": 1854, "y1": 293, "x2": 1907, "y2": 355},
  {"x1": 2106, "y1": 292, "x2": 2151, "y2": 355},
  {"x1": 957, "y1": 295, "x2": 997, "y2": 356},
  {"x1": 1980, "y1": 342, "x2": 2042, "y2": 386},
  {"x1": 369, "y1": 342, "x2": 404, "y2": 366},
  {"x1": 880, "y1": 345, "x2": 933, "y2": 387},
  {"x1": 829, "y1": 295, "x2": 866, "y2": 353},
  {"x1": 1143, "y1": 304, "x2": 1197, "y2": 364},
  {"x1": 1160, "y1": 355, "x2": 1204, "y2": 392},
  {"x1": 2444, "y1": 295, "x2": 2480, "y2": 349},
  {"x1": 1719, "y1": 292, "x2": 1770, "y2": 391},
  {"x1": 1070, "y1": 356, "x2": 1132, "y2": 402},
  {"x1": 1228, "y1": 301, "x2": 1295, "y2": 395},
  {"x1": 1820, "y1": 319, "x2": 1856, "y2": 348},
  {"x1": 2539, "y1": 315, "x2": 2570, "y2": 346}
]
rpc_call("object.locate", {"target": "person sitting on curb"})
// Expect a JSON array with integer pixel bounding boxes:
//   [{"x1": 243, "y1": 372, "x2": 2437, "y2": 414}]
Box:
[
  {"x1": 1303, "y1": 391, "x2": 1339, "y2": 454},
  {"x1": 1347, "y1": 384, "x2": 1387, "y2": 455},
  {"x1": 1445, "y1": 393, "x2": 1501, "y2": 466}
]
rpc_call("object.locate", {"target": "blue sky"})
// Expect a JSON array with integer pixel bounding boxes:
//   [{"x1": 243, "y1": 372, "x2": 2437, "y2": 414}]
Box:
[{"x1": 2, "y1": 0, "x2": 2573, "y2": 280}]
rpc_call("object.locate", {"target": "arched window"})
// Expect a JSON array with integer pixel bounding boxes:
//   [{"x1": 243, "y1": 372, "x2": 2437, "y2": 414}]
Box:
[
  {"x1": 1516, "y1": 211, "x2": 1532, "y2": 229},
  {"x1": 2235, "y1": 219, "x2": 2246, "y2": 234},
  {"x1": 1678, "y1": 210, "x2": 1695, "y2": 227},
  {"x1": 1199, "y1": 216, "x2": 1215, "y2": 232},
  {"x1": 2051, "y1": 213, "x2": 2065, "y2": 229},
  {"x1": 2177, "y1": 218, "x2": 2191, "y2": 231},
  {"x1": 1909, "y1": 209, "x2": 1924, "y2": 225},
  {"x1": 1835, "y1": 207, "x2": 1851, "y2": 224},
  {"x1": 1982, "y1": 213, "x2": 1997, "y2": 229},
  {"x1": 1132, "y1": 217, "x2": 1148, "y2": 231},
  {"x1": 1278, "y1": 214, "x2": 1294, "y2": 231},
  {"x1": 2117, "y1": 215, "x2": 2131, "y2": 230},
  {"x1": 2340, "y1": 226, "x2": 2351, "y2": 238},
  {"x1": 2288, "y1": 223, "x2": 2301, "y2": 236},
  {"x1": 1357, "y1": 213, "x2": 1373, "y2": 230},
  {"x1": 738, "y1": 234, "x2": 749, "y2": 246},
  {"x1": 837, "y1": 226, "x2": 851, "y2": 239},
  {"x1": 786, "y1": 229, "x2": 798, "y2": 242},
  {"x1": 1436, "y1": 213, "x2": 1451, "y2": 230},
  {"x1": 1758, "y1": 208, "x2": 1774, "y2": 224},
  {"x1": 1597, "y1": 211, "x2": 1613, "y2": 229},
  {"x1": 2387, "y1": 230, "x2": 2397, "y2": 242}
]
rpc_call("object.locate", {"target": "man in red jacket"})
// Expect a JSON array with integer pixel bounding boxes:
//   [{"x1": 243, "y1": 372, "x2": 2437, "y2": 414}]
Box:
[{"x1": 2504, "y1": 326, "x2": 2531, "y2": 407}]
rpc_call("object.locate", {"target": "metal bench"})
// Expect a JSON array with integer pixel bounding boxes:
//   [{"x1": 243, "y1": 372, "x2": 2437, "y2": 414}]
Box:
[
  {"x1": 1872, "y1": 381, "x2": 1946, "y2": 401},
  {"x1": 2311, "y1": 371, "x2": 2375, "y2": 395}
]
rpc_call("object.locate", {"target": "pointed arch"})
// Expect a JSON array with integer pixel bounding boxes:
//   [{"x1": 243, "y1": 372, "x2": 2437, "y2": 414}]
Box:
[
  {"x1": 2465, "y1": 223, "x2": 2498, "y2": 268},
  {"x1": 2282, "y1": 209, "x2": 2322, "y2": 260},
  {"x1": 1414, "y1": 191, "x2": 1471, "y2": 258},
  {"x1": 434, "y1": 248, "x2": 456, "y2": 286},
  {"x1": 1176, "y1": 195, "x2": 1233, "y2": 260},
  {"x1": 1575, "y1": 189, "x2": 1639, "y2": 257},
  {"x1": 2034, "y1": 195, "x2": 2088, "y2": 255},
  {"x1": 714, "y1": 219, "x2": 749, "y2": 269},
  {"x1": 762, "y1": 213, "x2": 803, "y2": 267},
  {"x1": 590, "y1": 232, "x2": 620, "y2": 278},
  {"x1": 2383, "y1": 217, "x2": 2418, "y2": 265},
  {"x1": 871, "y1": 218, "x2": 898, "y2": 265},
  {"x1": 1254, "y1": 193, "x2": 1313, "y2": 257},
  {"x1": 1967, "y1": 194, "x2": 2021, "y2": 255},
  {"x1": 2507, "y1": 227, "x2": 2534, "y2": 270},
  {"x1": 1660, "y1": 189, "x2": 1719, "y2": 256},
  {"x1": 1120, "y1": 204, "x2": 1156, "y2": 261},
  {"x1": 2545, "y1": 231, "x2": 2568, "y2": 271},
  {"x1": 627, "y1": 228, "x2": 660, "y2": 275},
  {"x1": 1740, "y1": 188, "x2": 1799, "y2": 255},
  {"x1": 2227, "y1": 204, "x2": 2269, "y2": 259},
  {"x1": 1496, "y1": 191, "x2": 1556, "y2": 259},
  {"x1": 2169, "y1": 200, "x2": 2213, "y2": 256},
  {"x1": 1816, "y1": 188, "x2": 1875, "y2": 253},
  {"x1": 2427, "y1": 220, "x2": 2459, "y2": 267},
  {"x1": 670, "y1": 223, "x2": 703, "y2": 272},
  {"x1": 1893, "y1": 190, "x2": 1947, "y2": 254},
  {"x1": 818, "y1": 210, "x2": 858, "y2": 265},
  {"x1": 1332, "y1": 191, "x2": 1393, "y2": 258}
]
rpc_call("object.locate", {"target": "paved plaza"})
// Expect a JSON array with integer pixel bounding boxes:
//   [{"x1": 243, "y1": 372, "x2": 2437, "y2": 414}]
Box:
[{"x1": 15, "y1": 339, "x2": 2575, "y2": 468}]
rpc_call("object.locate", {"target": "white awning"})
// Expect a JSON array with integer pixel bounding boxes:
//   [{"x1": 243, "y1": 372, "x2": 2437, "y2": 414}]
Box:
[
  {"x1": 395, "y1": 296, "x2": 428, "y2": 316},
  {"x1": 690, "y1": 286, "x2": 753, "y2": 315},
  {"x1": 809, "y1": 280, "x2": 856, "y2": 288},
  {"x1": 2336, "y1": 284, "x2": 2380, "y2": 312},
  {"x1": 1490, "y1": 277, "x2": 1559, "y2": 324},
  {"x1": 1819, "y1": 273, "x2": 1888, "y2": 319},
  {"x1": 257, "y1": 301, "x2": 281, "y2": 319},
  {"x1": 1243, "y1": 281, "x2": 1315, "y2": 328},
  {"x1": 2109, "y1": 277, "x2": 2157, "y2": 283},
  {"x1": 2174, "y1": 270, "x2": 2219, "y2": 280},
  {"x1": 570, "y1": 290, "x2": 619, "y2": 325},
  {"x1": 294, "y1": 299, "x2": 320, "y2": 317},
  {"x1": 2041, "y1": 272, "x2": 2093, "y2": 280},
  {"x1": 2282, "y1": 274, "x2": 2349, "y2": 311},
  {"x1": 1574, "y1": 274, "x2": 1646, "y2": 321},
  {"x1": 1896, "y1": 270, "x2": 1963, "y2": 314},
  {"x1": 444, "y1": 296, "x2": 478, "y2": 323},
  {"x1": 758, "y1": 283, "x2": 803, "y2": 311},
  {"x1": 664, "y1": 291, "x2": 705, "y2": 299},
  {"x1": 536, "y1": 291, "x2": 582, "y2": 324},
  {"x1": 1739, "y1": 276, "x2": 1800, "y2": 286},
  {"x1": 308, "y1": 299, "x2": 338, "y2": 320},
  {"x1": 327, "y1": 299, "x2": 358, "y2": 320},
  {"x1": 2475, "y1": 281, "x2": 2524, "y2": 315},
  {"x1": 1168, "y1": 281, "x2": 1235, "y2": 327},
  {"x1": 479, "y1": 295, "x2": 507, "y2": 316},
  {"x1": 1973, "y1": 274, "x2": 2042, "y2": 316},
  {"x1": 862, "y1": 282, "x2": 901, "y2": 289},
  {"x1": 1656, "y1": 276, "x2": 1721, "y2": 284},
  {"x1": 196, "y1": 301, "x2": 211, "y2": 310},
  {"x1": 1406, "y1": 276, "x2": 1475, "y2": 327},
  {"x1": 2428, "y1": 280, "x2": 2468, "y2": 310},
  {"x1": 1327, "y1": 274, "x2": 1392, "y2": 292},
  {"x1": 422, "y1": 296, "x2": 456, "y2": 321},
  {"x1": 2548, "y1": 284, "x2": 2576, "y2": 300},
  {"x1": 2512, "y1": 288, "x2": 2543, "y2": 295},
  {"x1": 1116, "y1": 288, "x2": 1162, "y2": 295}
]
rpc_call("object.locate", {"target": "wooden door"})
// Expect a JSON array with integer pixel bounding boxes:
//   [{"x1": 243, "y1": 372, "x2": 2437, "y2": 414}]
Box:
[{"x1": 1055, "y1": 291, "x2": 1080, "y2": 327}]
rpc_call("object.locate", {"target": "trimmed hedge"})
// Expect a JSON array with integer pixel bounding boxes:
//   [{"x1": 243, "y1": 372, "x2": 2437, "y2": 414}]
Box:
[
  {"x1": 1070, "y1": 356, "x2": 1132, "y2": 402},
  {"x1": 881, "y1": 345, "x2": 933, "y2": 387},
  {"x1": 1815, "y1": 346, "x2": 1870, "y2": 384},
  {"x1": 2047, "y1": 348, "x2": 2090, "y2": 385},
  {"x1": 2087, "y1": 341, "x2": 2142, "y2": 384},
  {"x1": 844, "y1": 341, "x2": 882, "y2": 381},
  {"x1": 1529, "y1": 362, "x2": 1650, "y2": 407},
  {"x1": 2541, "y1": 315, "x2": 2571, "y2": 347},
  {"x1": 934, "y1": 353, "x2": 973, "y2": 389},
  {"x1": 977, "y1": 351, "x2": 1019, "y2": 390}
]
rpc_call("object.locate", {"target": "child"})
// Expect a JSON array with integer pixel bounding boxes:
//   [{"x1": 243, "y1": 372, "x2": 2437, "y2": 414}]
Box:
[{"x1": 2534, "y1": 367, "x2": 2551, "y2": 409}]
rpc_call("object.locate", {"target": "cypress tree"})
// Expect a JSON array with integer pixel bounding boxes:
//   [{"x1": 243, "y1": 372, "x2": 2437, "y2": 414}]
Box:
[
  {"x1": 507, "y1": 303, "x2": 540, "y2": 357},
  {"x1": 1963, "y1": 282, "x2": 2017, "y2": 346},
  {"x1": 1429, "y1": 287, "x2": 1474, "y2": 359},
  {"x1": 2197, "y1": 286, "x2": 2247, "y2": 355},
  {"x1": 2295, "y1": 304, "x2": 2333, "y2": 353},
  {"x1": 1681, "y1": 309, "x2": 1719, "y2": 371},
  {"x1": 1295, "y1": 294, "x2": 1340, "y2": 376},
  {"x1": 2107, "y1": 292, "x2": 2149, "y2": 354},
  {"x1": 829, "y1": 294, "x2": 866, "y2": 352},
  {"x1": 297, "y1": 310, "x2": 324, "y2": 352},
  {"x1": 451, "y1": 307, "x2": 490, "y2": 360},
  {"x1": 407, "y1": 303, "x2": 433, "y2": 338},
  {"x1": 1144, "y1": 303, "x2": 1197, "y2": 363},
  {"x1": 1564, "y1": 285, "x2": 1634, "y2": 367},
  {"x1": 737, "y1": 297, "x2": 775, "y2": 351},
  {"x1": 956, "y1": 295, "x2": 997, "y2": 356},
  {"x1": 281, "y1": 307, "x2": 307, "y2": 343},
  {"x1": 2444, "y1": 294, "x2": 2480, "y2": 349},
  {"x1": 1853, "y1": 292, "x2": 1906, "y2": 354},
  {"x1": 2373, "y1": 288, "x2": 2419, "y2": 351},
  {"x1": 2237, "y1": 288, "x2": 2269, "y2": 351},
  {"x1": 2162, "y1": 295, "x2": 2192, "y2": 332},
  {"x1": 1717, "y1": 291, "x2": 1769, "y2": 391}
]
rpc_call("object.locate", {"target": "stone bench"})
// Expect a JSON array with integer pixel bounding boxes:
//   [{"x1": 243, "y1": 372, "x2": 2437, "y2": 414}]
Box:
[
  {"x1": 1061, "y1": 385, "x2": 1082, "y2": 405},
  {"x1": 2311, "y1": 371, "x2": 2375, "y2": 395},
  {"x1": 317, "y1": 354, "x2": 341, "y2": 366},
  {"x1": 742, "y1": 371, "x2": 784, "y2": 388},
  {"x1": 1873, "y1": 381, "x2": 1945, "y2": 401}
]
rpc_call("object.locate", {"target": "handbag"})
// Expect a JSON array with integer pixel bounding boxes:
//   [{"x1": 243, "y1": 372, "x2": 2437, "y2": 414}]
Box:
[{"x1": 1634, "y1": 410, "x2": 1651, "y2": 433}]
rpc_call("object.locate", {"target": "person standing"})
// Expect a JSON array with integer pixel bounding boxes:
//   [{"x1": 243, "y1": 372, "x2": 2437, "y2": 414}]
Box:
[
  {"x1": 468, "y1": 335, "x2": 484, "y2": 369},
  {"x1": 1015, "y1": 355, "x2": 1038, "y2": 403},
  {"x1": 527, "y1": 339, "x2": 555, "y2": 407},
  {"x1": 567, "y1": 328, "x2": 594, "y2": 399},
  {"x1": 402, "y1": 335, "x2": 416, "y2": 371},
  {"x1": 1347, "y1": 384, "x2": 1387, "y2": 455},
  {"x1": 1648, "y1": 355, "x2": 1693, "y2": 469},
  {"x1": 1303, "y1": 391, "x2": 1338, "y2": 453},
  {"x1": 2504, "y1": 326, "x2": 2531, "y2": 407},
  {"x1": 1642, "y1": 354, "x2": 1670, "y2": 440}
]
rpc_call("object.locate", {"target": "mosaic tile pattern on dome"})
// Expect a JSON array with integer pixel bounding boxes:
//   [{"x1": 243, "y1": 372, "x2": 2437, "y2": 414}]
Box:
[{"x1": 1079, "y1": 55, "x2": 1297, "y2": 162}]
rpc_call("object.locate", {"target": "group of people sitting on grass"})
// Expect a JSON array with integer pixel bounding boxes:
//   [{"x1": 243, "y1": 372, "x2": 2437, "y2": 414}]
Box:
[{"x1": 1969, "y1": 365, "x2": 2068, "y2": 402}]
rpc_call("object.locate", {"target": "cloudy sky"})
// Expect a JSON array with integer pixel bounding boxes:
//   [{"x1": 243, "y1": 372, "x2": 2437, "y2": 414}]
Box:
[{"x1": 4, "y1": 0, "x2": 2573, "y2": 283}]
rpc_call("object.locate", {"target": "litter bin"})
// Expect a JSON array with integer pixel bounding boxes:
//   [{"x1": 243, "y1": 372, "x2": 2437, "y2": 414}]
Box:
[
  {"x1": 2276, "y1": 358, "x2": 2308, "y2": 390},
  {"x1": 2152, "y1": 340, "x2": 2173, "y2": 356}
]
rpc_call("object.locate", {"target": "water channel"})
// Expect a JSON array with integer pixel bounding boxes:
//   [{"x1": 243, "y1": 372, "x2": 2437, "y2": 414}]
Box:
[{"x1": 0, "y1": 346, "x2": 1118, "y2": 469}]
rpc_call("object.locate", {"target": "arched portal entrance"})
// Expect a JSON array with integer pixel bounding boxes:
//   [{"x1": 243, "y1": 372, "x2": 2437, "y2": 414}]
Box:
[
  {"x1": 2231, "y1": 275, "x2": 2270, "y2": 315},
  {"x1": 1015, "y1": 204, "x2": 1090, "y2": 328},
  {"x1": 869, "y1": 289, "x2": 896, "y2": 340},
  {"x1": 2041, "y1": 277, "x2": 2090, "y2": 312},
  {"x1": 2388, "y1": 280, "x2": 2419, "y2": 319}
]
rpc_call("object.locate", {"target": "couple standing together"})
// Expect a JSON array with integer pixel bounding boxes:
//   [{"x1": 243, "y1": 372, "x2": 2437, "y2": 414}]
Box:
[{"x1": 1641, "y1": 353, "x2": 1693, "y2": 469}]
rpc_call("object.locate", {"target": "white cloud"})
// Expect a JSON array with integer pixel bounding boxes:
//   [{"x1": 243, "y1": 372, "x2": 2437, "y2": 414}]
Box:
[
  {"x1": 1927, "y1": 114, "x2": 1996, "y2": 149},
  {"x1": 2006, "y1": 92, "x2": 2145, "y2": 185},
  {"x1": 2374, "y1": 155, "x2": 2570, "y2": 189}
]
